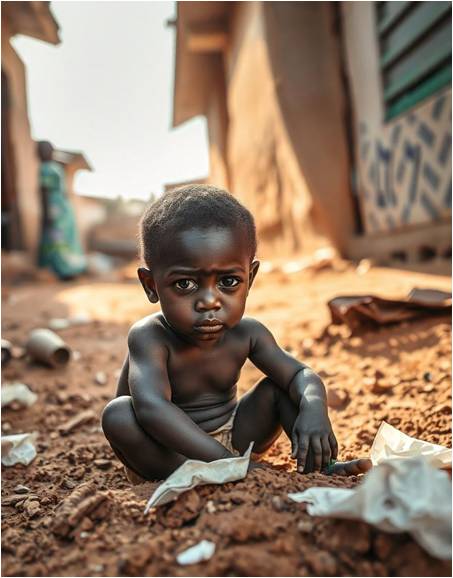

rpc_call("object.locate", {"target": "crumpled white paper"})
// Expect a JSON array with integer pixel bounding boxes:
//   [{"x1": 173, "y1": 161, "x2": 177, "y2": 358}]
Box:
[
  {"x1": 288, "y1": 457, "x2": 451, "y2": 559},
  {"x1": 1, "y1": 383, "x2": 38, "y2": 408},
  {"x1": 176, "y1": 540, "x2": 216, "y2": 565},
  {"x1": 371, "y1": 421, "x2": 452, "y2": 468},
  {"x1": 144, "y1": 442, "x2": 254, "y2": 513},
  {"x1": 1, "y1": 432, "x2": 38, "y2": 466}
]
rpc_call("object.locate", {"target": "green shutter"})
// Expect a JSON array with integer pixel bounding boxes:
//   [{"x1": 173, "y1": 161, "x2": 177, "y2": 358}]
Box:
[{"x1": 376, "y1": 1, "x2": 452, "y2": 121}]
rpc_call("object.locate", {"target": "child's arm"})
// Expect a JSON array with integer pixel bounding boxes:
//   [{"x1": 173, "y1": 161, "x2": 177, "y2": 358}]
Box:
[
  {"x1": 127, "y1": 324, "x2": 234, "y2": 461},
  {"x1": 246, "y1": 319, "x2": 338, "y2": 473}
]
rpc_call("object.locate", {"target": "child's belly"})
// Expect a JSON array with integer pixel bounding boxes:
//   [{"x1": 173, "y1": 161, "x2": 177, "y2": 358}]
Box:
[{"x1": 174, "y1": 387, "x2": 238, "y2": 433}]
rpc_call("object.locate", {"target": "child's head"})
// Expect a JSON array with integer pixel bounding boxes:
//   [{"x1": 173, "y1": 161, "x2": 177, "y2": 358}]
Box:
[
  {"x1": 37, "y1": 141, "x2": 54, "y2": 162},
  {"x1": 138, "y1": 184, "x2": 259, "y2": 343},
  {"x1": 139, "y1": 184, "x2": 256, "y2": 267}
]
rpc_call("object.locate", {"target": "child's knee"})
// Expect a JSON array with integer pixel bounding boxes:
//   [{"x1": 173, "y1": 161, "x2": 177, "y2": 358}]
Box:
[
  {"x1": 101, "y1": 395, "x2": 133, "y2": 441},
  {"x1": 255, "y1": 377, "x2": 281, "y2": 404}
]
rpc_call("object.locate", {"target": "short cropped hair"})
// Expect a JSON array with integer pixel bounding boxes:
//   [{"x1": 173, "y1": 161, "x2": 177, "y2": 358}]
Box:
[{"x1": 139, "y1": 184, "x2": 257, "y2": 267}]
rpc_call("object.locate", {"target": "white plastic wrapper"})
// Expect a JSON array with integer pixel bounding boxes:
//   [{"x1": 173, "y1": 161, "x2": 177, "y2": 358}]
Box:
[
  {"x1": 1, "y1": 432, "x2": 38, "y2": 466},
  {"x1": 145, "y1": 442, "x2": 253, "y2": 513},
  {"x1": 176, "y1": 540, "x2": 216, "y2": 565},
  {"x1": 371, "y1": 421, "x2": 452, "y2": 468},
  {"x1": 288, "y1": 457, "x2": 451, "y2": 559},
  {"x1": 1, "y1": 383, "x2": 38, "y2": 408},
  {"x1": 49, "y1": 313, "x2": 92, "y2": 331}
]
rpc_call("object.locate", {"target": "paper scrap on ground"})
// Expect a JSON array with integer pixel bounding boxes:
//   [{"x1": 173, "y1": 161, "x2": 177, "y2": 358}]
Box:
[
  {"x1": 289, "y1": 458, "x2": 452, "y2": 560},
  {"x1": 176, "y1": 540, "x2": 216, "y2": 565},
  {"x1": 145, "y1": 442, "x2": 253, "y2": 513},
  {"x1": 371, "y1": 421, "x2": 451, "y2": 468},
  {"x1": 1, "y1": 433, "x2": 38, "y2": 466},
  {"x1": 1, "y1": 383, "x2": 38, "y2": 408}
]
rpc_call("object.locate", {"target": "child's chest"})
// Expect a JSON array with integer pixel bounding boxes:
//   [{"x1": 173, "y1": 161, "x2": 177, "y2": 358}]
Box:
[{"x1": 166, "y1": 336, "x2": 249, "y2": 398}]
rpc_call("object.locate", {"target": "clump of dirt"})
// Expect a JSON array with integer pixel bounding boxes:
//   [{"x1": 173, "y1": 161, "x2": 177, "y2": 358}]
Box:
[{"x1": 1, "y1": 266, "x2": 451, "y2": 576}]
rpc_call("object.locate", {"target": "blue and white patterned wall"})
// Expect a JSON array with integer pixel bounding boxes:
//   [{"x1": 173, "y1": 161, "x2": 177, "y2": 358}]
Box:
[{"x1": 357, "y1": 88, "x2": 452, "y2": 234}]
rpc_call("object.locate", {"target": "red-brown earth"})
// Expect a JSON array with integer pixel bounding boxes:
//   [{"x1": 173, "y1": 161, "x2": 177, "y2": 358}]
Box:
[{"x1": 1, "y1": 260, "x2": 451, "y2": 576}]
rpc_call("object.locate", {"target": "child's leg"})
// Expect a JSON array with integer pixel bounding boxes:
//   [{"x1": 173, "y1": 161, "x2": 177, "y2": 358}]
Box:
[
  {"x1": 232, "y1": 377, "x2": 372, "y2": 475},
  {"x1": 102, "y1": 396, "x2": 186, "y2": 480},
  {"x1": 231, "y1": 377, "x2": 298, "y2": 455}
]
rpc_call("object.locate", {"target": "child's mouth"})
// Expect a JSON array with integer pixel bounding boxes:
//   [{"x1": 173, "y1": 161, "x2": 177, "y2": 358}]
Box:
[{"x1": 194, "y1": 322, "x2": 224, "y2": 334}]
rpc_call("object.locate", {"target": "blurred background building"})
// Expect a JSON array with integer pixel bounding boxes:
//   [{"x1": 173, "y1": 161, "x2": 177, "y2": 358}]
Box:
[
  {"x1": 2, "y1": 1, "x2": 60, "y2": 253},
  {"x1": 2, "y1": 1, "x2": 451, "y2": 272},
  {"x1": 172, "y1": 1, "x2": 451, "y2": 263}
]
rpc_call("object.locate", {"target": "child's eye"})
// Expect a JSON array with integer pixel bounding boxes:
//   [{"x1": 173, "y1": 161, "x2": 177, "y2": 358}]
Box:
[
  {"x1": 218, "y1": 276, "x2": 240, "y2": 288},
  {"x1": 175, "y1": 279, "x2": 197, "y2": 291}
]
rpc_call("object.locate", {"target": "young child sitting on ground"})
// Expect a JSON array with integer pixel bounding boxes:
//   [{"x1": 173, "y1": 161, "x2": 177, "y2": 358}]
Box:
[{"x1": 102, "y1": 184, "x2": 372, "y2": 482}]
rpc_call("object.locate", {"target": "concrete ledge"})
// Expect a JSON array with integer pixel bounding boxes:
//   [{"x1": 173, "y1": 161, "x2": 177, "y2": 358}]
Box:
[{"x1": 347, "y1": 221, "x2": 452, "y2": 263}]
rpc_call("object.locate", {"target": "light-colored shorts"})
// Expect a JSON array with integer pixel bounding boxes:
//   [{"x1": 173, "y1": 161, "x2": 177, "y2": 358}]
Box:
[
  {"x1": 124, "y1": 404, "x2": 243, "y2": 485},
  {"x1": 207, "y1": 404, "x2": 241, "y2": 457}
]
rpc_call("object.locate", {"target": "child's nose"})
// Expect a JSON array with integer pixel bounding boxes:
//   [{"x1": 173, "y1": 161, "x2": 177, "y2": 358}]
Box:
[{"x1": 194, "y1": 288, "x2": 221, "y2": 311}]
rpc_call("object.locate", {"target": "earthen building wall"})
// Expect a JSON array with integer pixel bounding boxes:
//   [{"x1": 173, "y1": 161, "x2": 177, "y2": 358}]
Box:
[
  {"x1": 2, "y1": 18, "x2": 40, "y2": 254},
  {"x1": 218, "y1": 2, "x2": 321, "y2": 257}
]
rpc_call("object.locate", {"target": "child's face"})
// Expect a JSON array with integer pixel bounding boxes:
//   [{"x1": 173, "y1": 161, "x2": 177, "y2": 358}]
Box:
[{"x1": 139, "y1": 226, "x2": 259, "y2": 344}]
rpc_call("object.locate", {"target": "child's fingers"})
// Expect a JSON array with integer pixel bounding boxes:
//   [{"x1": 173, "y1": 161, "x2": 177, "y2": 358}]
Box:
[
  {"x1": 329, "y1": 432, "x2": 339, "y2": 460},
  {"x1": 321, "y1": 435, "x2": 331, "y2": 470},
  {"x1": 291, "y1": 430, "x2": 298, "y2": 459},
  {"x1": 310, "y1": 436, "x2": 323, "y2": 471},
  {"x1": 296, "y1": 434, "x2": 310, "y2": 473}
]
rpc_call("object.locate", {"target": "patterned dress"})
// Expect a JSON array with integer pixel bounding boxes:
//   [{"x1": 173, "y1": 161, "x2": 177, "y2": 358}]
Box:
[{"x1": 38, "y1": 161, "x2": 86, "y2": 279}]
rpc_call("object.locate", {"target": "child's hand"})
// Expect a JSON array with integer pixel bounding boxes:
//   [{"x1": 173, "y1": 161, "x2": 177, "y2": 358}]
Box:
[{"x1": 290, "y1": 398, "x2": 338, "y2": 473}]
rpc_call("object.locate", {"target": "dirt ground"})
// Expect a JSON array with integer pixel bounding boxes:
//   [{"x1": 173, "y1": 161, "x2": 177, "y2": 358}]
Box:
[{"x1": 1, "y1": 259, "x2": 452, "y2": 577}]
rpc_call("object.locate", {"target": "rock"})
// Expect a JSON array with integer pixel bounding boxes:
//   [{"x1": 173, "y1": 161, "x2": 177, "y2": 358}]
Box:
[
  {"x1": 327, "y1": 387, "x2": 349, "y2": 409},
  {"x1": 58, "y1": 410, "x2": 96, "y2": 435},
  {"x1": 94, "y1": 372, "x2": 107, "y2": 386},
  {"x1": 4, "y1": 494, "x2": 33, "y2": 507},
  {"x1": 94, "y1": 459, "x2": 112, "y2": 470},
  {"x1": 23, "y1": 500, "x2": 41, "y2": 518},
  {"x1": 423, "y1": 371, "x2": 432, "y2": 383},
  {"x1": 61, "y1": 478, "x2": 77, "y2": 490},
  {"x1": 14, "y1": 485, "x2": 30, "y2": 494},
  {"x1": 363, "y1": 375, "x2": 393, "y2": 395},
  {"x1": 297, "y1": 518, "x2": 314, "y2": 533},
  {"x1": 271, "y1": 495, "x2": 285, "y2": 511}
]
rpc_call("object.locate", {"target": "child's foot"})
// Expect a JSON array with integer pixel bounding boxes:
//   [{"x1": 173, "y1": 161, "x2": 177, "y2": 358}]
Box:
[{"x1": 325, "y1": 458, "x2": 372, "y2": 476}]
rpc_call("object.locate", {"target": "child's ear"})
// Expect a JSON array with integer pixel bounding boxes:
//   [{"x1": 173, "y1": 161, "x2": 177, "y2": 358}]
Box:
[
  {"x1": 137, "y1": 267, "x2": 159, "y2": 303},
  {"x1": 248, "y1": 260, "x2": 260, "y2": 291}
]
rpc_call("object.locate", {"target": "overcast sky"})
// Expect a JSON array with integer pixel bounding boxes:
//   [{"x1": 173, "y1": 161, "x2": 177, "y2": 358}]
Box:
[{"x1": 12, "y1": 1, "x2": 209, "y2": 200}]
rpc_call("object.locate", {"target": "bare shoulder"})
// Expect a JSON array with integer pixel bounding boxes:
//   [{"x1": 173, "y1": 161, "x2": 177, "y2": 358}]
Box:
[
  {"x1": 235, "y1": 317, "x2": 273, "y2": 340},
  {"x1": 128, "y1": 313, "x2": 170, "y2": 354}
]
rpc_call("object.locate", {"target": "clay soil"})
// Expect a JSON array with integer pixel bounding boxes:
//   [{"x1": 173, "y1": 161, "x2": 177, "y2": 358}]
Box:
[{"x1": 1, "y1": 260, "x2": 452, "y2": 577}]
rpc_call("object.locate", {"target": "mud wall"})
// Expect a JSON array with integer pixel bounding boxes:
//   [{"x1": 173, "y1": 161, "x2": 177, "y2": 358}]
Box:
[
  {"x1": 221, "y1": 2, "x2": 321, "y2": 257},
  {"x1": 2, "y1": 19, "x2": 40, "y2": 254},
  {"x1": 342, "y1": 2, "x2": 452, "y2": 235}
]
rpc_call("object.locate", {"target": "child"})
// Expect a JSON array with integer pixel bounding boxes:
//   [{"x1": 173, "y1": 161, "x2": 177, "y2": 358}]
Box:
[{"x1": 102, "y1": 185, "x2": 372, "y2": 482}]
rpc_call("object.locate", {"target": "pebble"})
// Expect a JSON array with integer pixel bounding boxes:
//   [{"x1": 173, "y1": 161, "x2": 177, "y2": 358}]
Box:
[
  {"x1": 94, "y1": 459, "x2": 112, "y2": 470},
  {"x1": 14, "y1": 485, "x2": 30, "y2": 494},
  {"x1": 327, "y1": 387, "x2": 349, "y2": 409},
  {"x1": 94, "y1": 372, "x2": 107, "y2": 386},
  {"x1": 2, "y1": 422, "x2": 12, "y2": 433},
  {"x1": 205, "y1": 500, "x2": 216, "y2": 513},
  {"x1": 297, "y1": 519, "x2": 314, "y2": 533},
  {"x1": 271, "y1": 496, "x2": 285, "y2": 511},
  {"x1": 423, "y1": 371, "x2": 433, "y2": 383}
]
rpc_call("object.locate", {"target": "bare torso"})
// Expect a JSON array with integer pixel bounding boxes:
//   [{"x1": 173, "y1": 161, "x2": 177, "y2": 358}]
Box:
[{"x1": 117, "y1": 313, "x2": 252, "y2": 432}]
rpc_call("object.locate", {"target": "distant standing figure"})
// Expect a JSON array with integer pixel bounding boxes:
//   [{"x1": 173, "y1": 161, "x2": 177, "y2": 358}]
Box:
[{"x1": 37, "y1": 141, "x2": 86, "y2": 280}]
